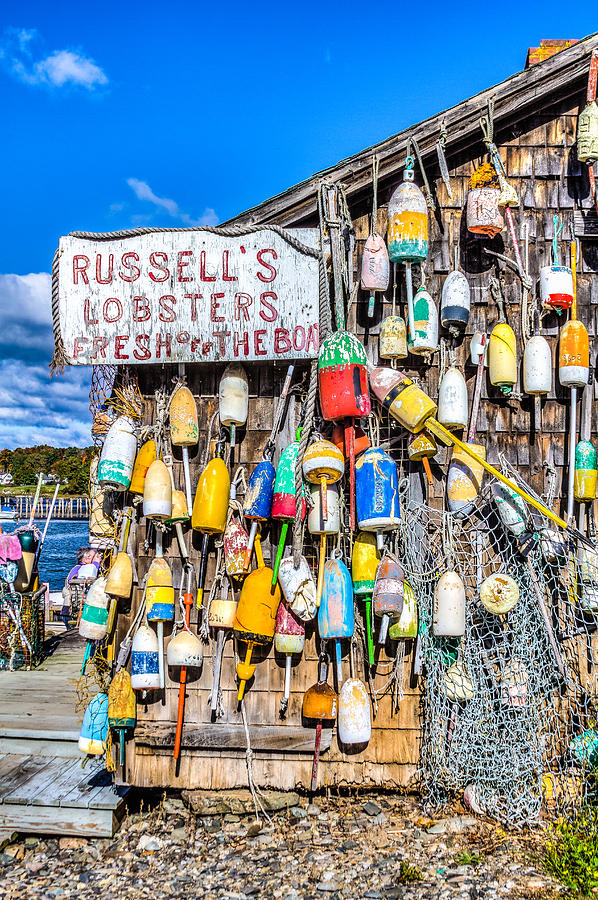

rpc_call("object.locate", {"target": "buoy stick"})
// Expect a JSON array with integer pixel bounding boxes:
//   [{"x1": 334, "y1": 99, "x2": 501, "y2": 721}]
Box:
[
  {"x1": 271, "y1": 522, "x2": 288, "y2": 587},
  {"x1": 243, "y1": 522, "x2": 259, "y2": 570},
  {"x1": 320, "y1": 476, "x2": 328, "y2": 521},
  {"x1": 33, "y1": 483, "x2": 60, "y2": 570},
  {"x1": 345, "y1": 419, "x2": 356, "y2": 531},
  {"x1": 181, "y1": 447, "x2": 193, "y2": 515},
  {"x1": 568, "y1": 387, "x2": 578, "y2": 522},
  {"x1": 378, "y1": 613, "x2": 390, "y2": 645},
  {"x1": 155, "y1": 528, "x2": 163, "y2": 559},
  {"x1": 311, "y1": 721, "x2": 322, "y2": 792},
  {"x1": 422, "y1": 457, "x2": 434, "y2": 485},
  {"x1": 368, "y1": 293, "x2": 375, "y2": 318},
  {"x1": 196, "y1": 533, "x2": 210, "y2": 610},
  {"x1": 364, "y1": 598, "x2": 375, "y2": 665},
  {"x1": 157, "y1": 621, "x2": 165, "y2": 690},
  {"x1": 28, "y1": 473, "x2": 43, "y2": 527},
  {"x1": 425, "y1": 418, "x2": 574, "y2": 535},
  {"x1": 81, "y1": 641, "x2": 92, "y2": 676},
  {"x1": 175, "y1": 522, "x2": 188, "y2": 559},
  {"x1": 230, "y1": 424, "x2": 236, "y2": 448},
  {"x1": 284, "y1": 655, "x2": 292, "y2": 706},
  {"x1": 316, "y1": 534, "x2": 326, "y2": 607},
  {"x1": 237, "y1": 644, "x2": 253, "y2": 702},
  {"x1": 118, "y1": 729, "x2": 126, "y2": 767},
  {"x1": 404, "y1": 262, "x2": 416, "y2": 341},
  {"x1": 210, "y1": 628, "x2": 226, "y2": 713},
  {"x1": 174, "y1": 580, "x2": 193, "y2": 761},
  {"x1": 334, "y1": 639, "x2": 342, "y2": 686}
]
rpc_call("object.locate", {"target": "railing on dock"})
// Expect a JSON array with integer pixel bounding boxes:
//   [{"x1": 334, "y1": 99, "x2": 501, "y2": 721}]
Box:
[{"x1": 11, "y1": 495, "x2": 89, "y2": 521}]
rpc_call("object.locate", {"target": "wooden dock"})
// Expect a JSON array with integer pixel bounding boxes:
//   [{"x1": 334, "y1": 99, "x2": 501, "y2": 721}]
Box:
[
  {"x1": 11, "y1": 495, "x2": 89, "y2": 520},
  {"x1": 0, "y1": 630, "x2": 128, "y2": 837}
]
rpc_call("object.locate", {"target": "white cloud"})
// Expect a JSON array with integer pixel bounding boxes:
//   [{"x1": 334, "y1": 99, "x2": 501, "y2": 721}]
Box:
[
  {"x1": 0, "y1": 27, "x2": 107, "y2": 90},
  {"x1": 0, "y1": 274, "x2": 91, "y2": 449},
  {"x1": 127, "y1": 178, "x2": 219, "y2": 226},
  {"x1": 34, "y1": 50, "x2": 107, "y2": 89}
]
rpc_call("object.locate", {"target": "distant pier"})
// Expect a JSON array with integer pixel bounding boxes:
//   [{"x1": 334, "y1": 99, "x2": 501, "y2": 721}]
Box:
[{"x1": 13, "y1": 495, "x2": 89, "y2": 521}]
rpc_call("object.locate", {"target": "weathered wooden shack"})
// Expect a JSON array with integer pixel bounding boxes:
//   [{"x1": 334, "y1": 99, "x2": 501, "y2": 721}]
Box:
[{"x1": 58, "y1": 33, "x2": 598, "y2": 796}]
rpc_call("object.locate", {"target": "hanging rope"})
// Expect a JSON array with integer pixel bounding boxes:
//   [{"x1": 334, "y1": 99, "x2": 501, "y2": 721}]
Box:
[
  {"x1": 407, "y1": 137, "x2": 436, "y2": 212},
  {"x1": 371, "y1": 155, "x2": 380, "y2": 233}
]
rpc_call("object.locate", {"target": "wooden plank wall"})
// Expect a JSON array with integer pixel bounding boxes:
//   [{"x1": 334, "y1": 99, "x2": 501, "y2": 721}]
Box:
[{"x1": 119, "y1": 91, "x2": 595, "y2": 791}]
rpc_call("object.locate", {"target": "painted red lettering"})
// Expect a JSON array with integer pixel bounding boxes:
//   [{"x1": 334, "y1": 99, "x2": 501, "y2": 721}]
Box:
[
  {"x1": 212, "y1": 329, "x2": 231, "y2": 355},
  {"x1": 155, "y1": 333, "x2": 172, "y2": 358},
  {"x1": 274, "y1": 328, "x2": 291, "y2": 354},
  {"x1": 306, "y1": 323, "x2": 320, "y2": 353},
  {"x1": 95, "y1": 253, "x2": 113, "y2": 285},
  {"x1": 72, "y1": 337, "x2": 88, "y2": 359},
  {"x1": 191, "y1": 338, "x2": 202, "y2": 353},
  {"x1": 259, "y1": 291, "x2": 278, "y2": 322},
  {"x1": 91, "y1": 336, "x2": 109, "y2": 359},
  {"x1": 133, "y1": 334, "x2": 151, "y2": 361},
  {"x1": 118, "y1": 252, "x2": 140, "y2": 283},
  {"x1": 103, "y1": 297, "x2": 123, "y2": 323},
  {"x1": 222, "y1": 250, "x2": 237, "y2": 281},
  {"x1": 114, "y1": 335, "x2": 130, "y2": 359},
  {"x1": 233, "y1": 332, "x2": 249, "y2": 357},
  {"x1": 211, "y1": 292, "x2": 225, "y2": 323},
  {"x1": 254, "y1": 329, "x2": 267, "y2": 356},
  {"x1": 177, "y1": 250, "x2": 193, "y2": 282},
  {"x1": 176, "y1": 331, "x2": 190, "y2": 343},
  {"x1": 159, "y1": 295, "x2": 176, "y2": 323},
  {"x1": 293, "y1": 325, "x2": 306, "y2": 351},
  {"x1": 84, "y1": 298, "x2": 99, "y2": 326},
  {"x1": 235, "y1": 292, "x2": 253, "y2": 322},
  {"x1": 184, "y1": 293, "x2": 201, "y2": 321},
  {"x1": 256, "y1": 249, "x2": 277, "y2": 283},
  {"x1": 200, "y1": 250, "x2": 216, "y2": 282},
  {"x1": 73, "y1": 255, "x2": 90, "y2": 285},
  {"x1": 133, "y1": 296, "x2": 150, "y2": 322},
  {"x1": 149, "y1": 251, "x2": 170, "y2": 282}
]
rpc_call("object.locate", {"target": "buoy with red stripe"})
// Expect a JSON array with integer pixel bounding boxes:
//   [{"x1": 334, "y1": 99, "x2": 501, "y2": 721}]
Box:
[
  {"x1": 540, "y1": 216, "x2": 573, "y2": 312},
  {"x1": 275, "y1": 600, "x2": 305, "y2": 716},
  {"x1": 372, "y1": 553, "x2": 404, "y2": 645},
  {"x1": 302, "y1": 439, "x2": 344, "y2": 522},
  {"x1": 318, "y1": 331, "x2": 371, "y2": 529},
  {"x1": 271, "y1": 432, "x2": 306, "y2": 586}
]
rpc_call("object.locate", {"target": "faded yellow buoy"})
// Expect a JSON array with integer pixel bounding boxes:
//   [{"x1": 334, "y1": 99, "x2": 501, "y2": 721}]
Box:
[
  {"x1": 447, "y1": 442, "x2": 486, "y2": 518},
  {"x1": 488, "y1": 323, "x2": 517, "y2": 395},
  {"x1": 105, "y1": 552, "x2": 133, "y2": 599},
  {"x1": 169, "y1": 385, "x2": 198, "y2": 512}
]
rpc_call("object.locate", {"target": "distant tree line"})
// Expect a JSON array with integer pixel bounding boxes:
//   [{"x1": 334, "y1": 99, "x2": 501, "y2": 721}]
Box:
[{"x1": 0, "y1": 446, "x2": 94, "y2": 495}]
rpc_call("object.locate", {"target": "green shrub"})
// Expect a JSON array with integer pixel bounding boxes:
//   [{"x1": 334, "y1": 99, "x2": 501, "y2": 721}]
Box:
[
  {"x1": 397, "y1": 861, "x2": 423, "y2": 884},
  {"x1": 545, "y1": 808, "x2": 598, "y2": 896},
  {"x1": 453, "y1": 850, "x2": 484, "y2": 867}
]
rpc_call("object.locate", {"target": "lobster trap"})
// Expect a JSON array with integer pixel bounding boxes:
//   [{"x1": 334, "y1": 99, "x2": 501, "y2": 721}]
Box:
[
  {"x1": 398, "y1": 467, "x2": 598, "y2": 826},
  {"x1": 0, "y1": 587, "x2": 45, "y2": 670}
]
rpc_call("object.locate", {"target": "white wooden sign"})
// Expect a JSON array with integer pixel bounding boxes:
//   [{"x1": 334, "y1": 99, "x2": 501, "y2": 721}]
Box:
[{"x1": 55, "y1": 229, "x2": 320, "y2": 365}]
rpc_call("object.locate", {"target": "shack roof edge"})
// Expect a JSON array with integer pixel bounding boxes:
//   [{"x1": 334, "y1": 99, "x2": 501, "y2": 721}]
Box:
[{"x1": 225, "y1": 32, "x2": 598, "y2": 229}]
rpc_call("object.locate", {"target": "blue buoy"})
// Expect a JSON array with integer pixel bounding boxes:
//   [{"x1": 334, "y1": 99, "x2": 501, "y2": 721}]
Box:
[
  {"x1": 318, "y1": 557, "x2": 354, "y2": 685},
  {"x1": 356, "y1": 447, "x2": 400, "y2": 549}
]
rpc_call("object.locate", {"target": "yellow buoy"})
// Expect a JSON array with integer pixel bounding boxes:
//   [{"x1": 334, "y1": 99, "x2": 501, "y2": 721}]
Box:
[
  {"x1": 105, "y1": 552, "x2": 133, "y2": 599},
  {"x1": 192, "y1": 457, "x2": 230, "y2": 535},
  {"x1": 488, "y1": 323, "x2": 517, "y2": 395},
  {"x1": 130, "y1": 440, "x2": 157, "y2": 496},
  {"x1": 233, "y1": 535, "x2": 281, "y2": 701},
  {"x1": 169, "y1": 385, "x2": 199, "y2": 512}
]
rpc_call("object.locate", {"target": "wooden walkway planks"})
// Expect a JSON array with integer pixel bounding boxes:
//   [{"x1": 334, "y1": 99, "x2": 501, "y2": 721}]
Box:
[{"x1": 0, "y1": 754, "x2": 127, "y2": 837}]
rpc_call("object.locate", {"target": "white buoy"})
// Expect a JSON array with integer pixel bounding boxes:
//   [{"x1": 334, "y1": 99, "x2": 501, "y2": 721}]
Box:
[
  {"x1": 523, "y1": 335, "x2": 552, "y2": 396},
  {"x1": 131, "y1": 624, "x2": 160, "y2": 691},
  {"x1": 337, "y1": 678, "x2": 372, "y2": 745},
  {"x1": 277, "y1": 555, "x2": 317, "y2": 622},
  {"x1": 97, "y1": 416, "x2": 137, "y2": 491},
  {"x1": 441, "y1": 270, "x2": 470, "y2": 331},
  {"x1": 433, "y1": 571, "x2": 466, "y2": 636},
  {"x1": 437, "y1": 367, "x2": 468, "y2": 430},
  {"x1": 167, "y1": 627, "x2": 203, "y2": 668},
  {"x1": 219, "y1": 363, "x2": 249, "y2": 446}
]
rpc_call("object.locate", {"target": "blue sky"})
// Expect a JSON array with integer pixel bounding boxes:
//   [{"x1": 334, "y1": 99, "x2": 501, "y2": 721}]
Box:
[{"x1": 0, "y1": 2, "x2": 596, "y2": 448}]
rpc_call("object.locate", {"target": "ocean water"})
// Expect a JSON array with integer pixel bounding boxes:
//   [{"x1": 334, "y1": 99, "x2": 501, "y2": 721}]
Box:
[{"x1": 2, "y1": 519, "x2": 90, "y2": 591}]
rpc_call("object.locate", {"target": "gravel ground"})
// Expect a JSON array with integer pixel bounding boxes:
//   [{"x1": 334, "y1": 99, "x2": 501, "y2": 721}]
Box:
[{"x1": 0, "y1": 793, "x2": 564, "y2": 899}]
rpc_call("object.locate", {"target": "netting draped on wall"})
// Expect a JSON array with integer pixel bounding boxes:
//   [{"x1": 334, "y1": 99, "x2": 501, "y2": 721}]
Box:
[{"x1": 398, "y1": 467, "x2": 598, "y2": 826}]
